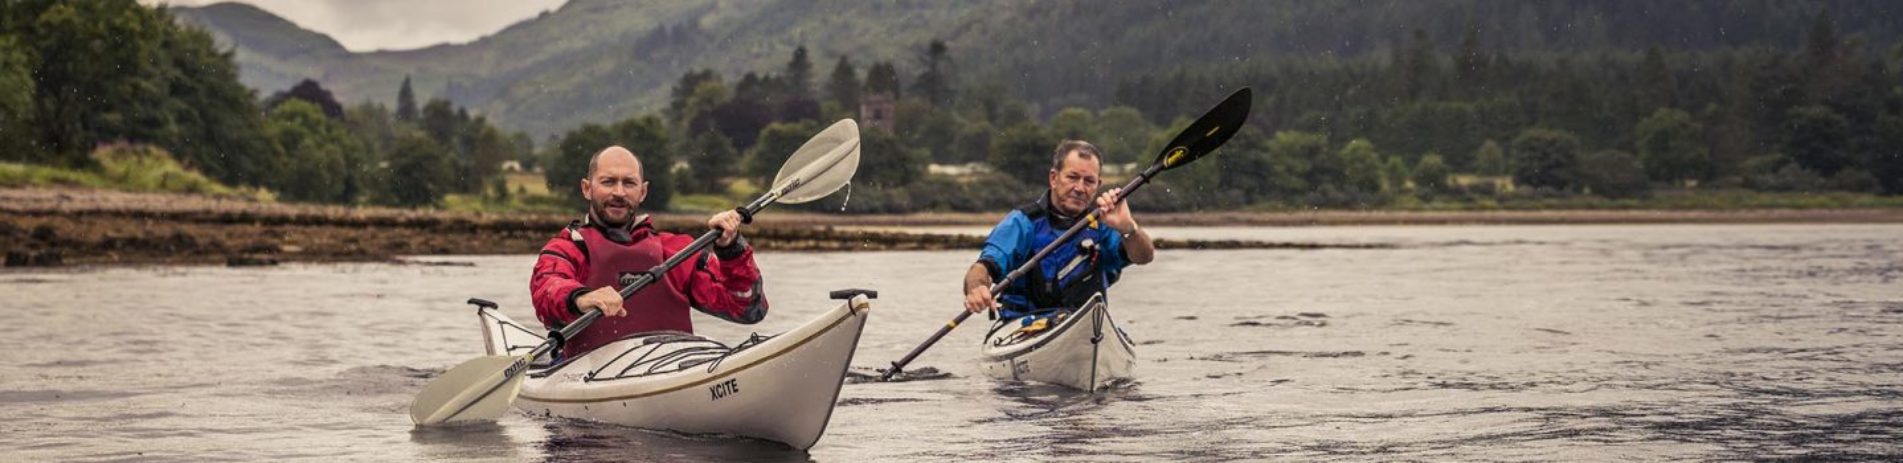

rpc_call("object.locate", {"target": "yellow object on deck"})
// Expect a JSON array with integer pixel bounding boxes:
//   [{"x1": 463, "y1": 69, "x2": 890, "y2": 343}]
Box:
[{"x1": 1015, "y1": 317, "x2": 1052, "y2": 336}]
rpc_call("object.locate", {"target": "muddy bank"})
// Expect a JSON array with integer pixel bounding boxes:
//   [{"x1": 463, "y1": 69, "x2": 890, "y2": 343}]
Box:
[{"x1": 1, "y1": 188, "x2": 1371, "y2": 266}]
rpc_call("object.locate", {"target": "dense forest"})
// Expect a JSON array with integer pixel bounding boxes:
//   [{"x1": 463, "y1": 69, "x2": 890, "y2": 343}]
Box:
[
  {"x1": 3, "y1": 0, "x2": 1900, "y2": 213},
  {"x1": 0, "y1": 0, "x2": 528, "y2": 207},
  {"x1": 169, "y1": 0, "x2": 1903, "y2": 138},
  {"x1": 552, "y1": 12, "x2": 1903, "y2": 212}
]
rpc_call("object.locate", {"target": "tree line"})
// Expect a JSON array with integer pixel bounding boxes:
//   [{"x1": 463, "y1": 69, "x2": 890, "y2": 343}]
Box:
[
  {"x1": 1, "y1": 0, "x2": 530, "y2": 207},
  {"x1": 1115, "y1": 14, "x2": 1903, "y2": 204},
  {"x1": 556, "y1": 12, "x2": 1900, "y2": 214},
  {"x1": 4, "y1": 1, "x2": 1899, "y2": 214}
]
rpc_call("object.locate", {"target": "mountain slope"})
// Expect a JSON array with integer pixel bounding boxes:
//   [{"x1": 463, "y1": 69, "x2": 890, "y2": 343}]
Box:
[
  {"x1": 169, "y1": 2, "x2": 348, "y2": 93},
  {"x1": 173, "y1": 0, "x2": 1902, "y2": 136}
]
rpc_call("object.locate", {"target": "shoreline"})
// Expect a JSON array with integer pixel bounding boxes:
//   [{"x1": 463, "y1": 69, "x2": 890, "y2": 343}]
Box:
[{"x1": 4, "y1": 188, "x2": 1900, "y2": 267}]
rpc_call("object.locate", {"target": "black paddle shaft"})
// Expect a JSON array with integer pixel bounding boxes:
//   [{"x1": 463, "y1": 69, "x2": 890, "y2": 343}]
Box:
[{"x1": 879, "y1": 164, "x2": 1163, "y2": 381}]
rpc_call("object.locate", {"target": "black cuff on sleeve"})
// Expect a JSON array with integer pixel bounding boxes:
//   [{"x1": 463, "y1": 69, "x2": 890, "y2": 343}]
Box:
[
  {"x1": 978, "y1": 257, "x2": 1005, "y2": 282},
  {"x1": 565, "y1": 287, "x2": 591, "y2": 317},
  {"x1": 714, "y1": 235, "x2": 749, "y2": 261}
]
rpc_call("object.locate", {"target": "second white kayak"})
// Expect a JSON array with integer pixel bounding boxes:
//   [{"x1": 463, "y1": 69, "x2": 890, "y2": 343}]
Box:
[{"x1": 978, "y1": 293, "x2": 1136, "y2": 391}]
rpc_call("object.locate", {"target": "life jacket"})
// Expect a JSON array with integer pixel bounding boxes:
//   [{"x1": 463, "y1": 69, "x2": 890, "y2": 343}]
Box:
[
  {"x1": 558, "y1": 215, "x2": 697, "y2": 358},
  {"x1": 998, "y1": 194, "x2": 1121, "y2": 319}
]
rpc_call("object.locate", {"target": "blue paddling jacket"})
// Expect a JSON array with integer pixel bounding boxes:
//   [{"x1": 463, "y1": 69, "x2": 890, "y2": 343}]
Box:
[{"x1": 977, "y1": 191, "x2": 1131, "y2": 320}]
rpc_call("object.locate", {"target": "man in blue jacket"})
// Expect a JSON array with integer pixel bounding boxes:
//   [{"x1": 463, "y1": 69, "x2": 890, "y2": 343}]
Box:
[{"x1": 963, "y1": 140, "x2": 1155, "y2": 319}]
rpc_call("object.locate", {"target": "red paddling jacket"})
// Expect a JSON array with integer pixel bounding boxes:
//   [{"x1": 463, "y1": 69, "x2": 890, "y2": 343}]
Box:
[{"x1": 530, "y1": 214, "x2": 768, "y2": 358}]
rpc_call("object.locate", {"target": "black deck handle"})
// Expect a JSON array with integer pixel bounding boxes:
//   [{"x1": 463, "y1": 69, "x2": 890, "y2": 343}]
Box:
[{"x1": 828, "y1": 289, "x2": 878, "y2": 300}]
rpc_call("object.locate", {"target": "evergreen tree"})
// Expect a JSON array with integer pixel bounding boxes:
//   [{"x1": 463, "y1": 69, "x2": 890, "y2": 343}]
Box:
[
  {"x1": 1398, "y1": 28, "x2": 1438, "y2": 101},
  {"x1": 912, "y1": 40, "x2": 953, "y2": 106},
  {"x1": 396, "y1": 76, "x2": 419, "y2": 122},
  {"x1": 865, "y1": 61, "x2": 902, "y2": 99},
  {"x1": 1803, "y1": 10, "x2": 1845, "y2": 102},
  {"x1": 826, "y1": 56, "x2": 861, "y2": 113},
  {"x1": 1453, "y1": 22, "x2": 1485, "y2": 99},
  {"x1": 784, "y1": 45, "x2": 813, "y2": 100},
  {"x1": 419, "y1": 99, "x2": 461, "y2": 151}
]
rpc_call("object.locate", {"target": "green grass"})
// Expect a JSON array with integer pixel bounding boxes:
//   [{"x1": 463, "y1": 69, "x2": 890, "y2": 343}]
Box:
[
  {"x1": 441, "y1": 192, "x2": 571, "y2": 214},
  {"x1": 0, "y1": 162, "x2": 112, "y2": 188},
  {"x1": 1, "y1": 145, "x2": 271, "y2": 200},
  {"x1": 671, "y1": 178, "x2": 763, "y2": 213},
  {"x1": 505, "y1": 172, "x2": 551, "y2": 196},
  {"x1": 668, "y1": 193, "x2": 737, "y2": 213}
]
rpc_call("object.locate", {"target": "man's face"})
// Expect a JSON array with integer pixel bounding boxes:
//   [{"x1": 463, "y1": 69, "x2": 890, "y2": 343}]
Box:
[
  {"x1": 1047, "y1": 151, "x2": 1101, "y2": 217},
  {"x1": 580, "y1": 150, "x2": 647, "y2": 227}
]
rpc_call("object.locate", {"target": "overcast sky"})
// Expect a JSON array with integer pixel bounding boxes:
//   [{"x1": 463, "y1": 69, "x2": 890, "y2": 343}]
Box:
[{"x1": 145, "y1": 0, "x2": 569, "y2": 52}]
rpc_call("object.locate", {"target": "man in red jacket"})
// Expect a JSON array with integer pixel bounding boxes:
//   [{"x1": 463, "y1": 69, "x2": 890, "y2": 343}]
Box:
[{"x1": 530, "y1": 146, "x2": 768, "y2": 359}]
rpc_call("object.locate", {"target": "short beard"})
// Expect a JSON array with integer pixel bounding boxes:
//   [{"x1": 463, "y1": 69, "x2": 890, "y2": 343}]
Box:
[{"x1": 590, "y1": 200, "x2": 634, "y2": 228}]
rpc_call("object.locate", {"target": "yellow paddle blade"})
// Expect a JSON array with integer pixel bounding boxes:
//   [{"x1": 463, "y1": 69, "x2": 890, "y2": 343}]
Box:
[{"x1": 409, "y1": 355, "x2": 529, "y2": 426}]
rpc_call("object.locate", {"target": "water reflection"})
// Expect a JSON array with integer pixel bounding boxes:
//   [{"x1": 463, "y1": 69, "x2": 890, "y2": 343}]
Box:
[
  {"x1": 537, "y1": 419, "x2": 814, "y2": 463},
  {"x1": 409, "y1": 422, "x2": 521, "y2": 461}
]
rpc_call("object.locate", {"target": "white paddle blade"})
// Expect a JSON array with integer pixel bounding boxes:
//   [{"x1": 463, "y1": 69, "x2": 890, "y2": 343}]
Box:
[
  {"x1": 409, "y1": 355, "x2": 529, "y2": 426},
  {"x1": 771, "y1": 119, "x2": 862, "y2": 204}
]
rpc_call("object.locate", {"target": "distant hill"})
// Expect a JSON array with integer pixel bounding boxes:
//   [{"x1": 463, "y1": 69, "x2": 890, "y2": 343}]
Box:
[
  {"x1": 169, "y1": 2, "x2": 348, "y2": 93},
  {"x1": 170, "y1": 0, "x2": 1902, "y2": 137}
]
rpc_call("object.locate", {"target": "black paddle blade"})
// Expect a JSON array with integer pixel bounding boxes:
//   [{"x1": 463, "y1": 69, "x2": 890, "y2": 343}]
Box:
[{"x1": 1154, "y1": 87, "x2": 1252, "y2": 171}]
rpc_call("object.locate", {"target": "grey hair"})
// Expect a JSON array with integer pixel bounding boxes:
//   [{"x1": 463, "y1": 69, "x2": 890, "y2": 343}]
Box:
[{"x1": 1050, "y1": 139, "x2": 1102, "y2": 172}]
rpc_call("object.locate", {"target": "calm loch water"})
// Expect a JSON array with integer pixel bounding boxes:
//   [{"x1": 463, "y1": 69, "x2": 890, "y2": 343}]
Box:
[{"x1": 3, "y1": 224, "x2": 1899, "y2": 461}]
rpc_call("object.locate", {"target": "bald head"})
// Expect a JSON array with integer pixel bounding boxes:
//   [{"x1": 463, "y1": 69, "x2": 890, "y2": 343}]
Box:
[
  {"x1": 587, "y1": 146, "x2": 644, "y2": 181},
  {"x1": 581, "y1": 146, "x2": 649, "y2": 227}
]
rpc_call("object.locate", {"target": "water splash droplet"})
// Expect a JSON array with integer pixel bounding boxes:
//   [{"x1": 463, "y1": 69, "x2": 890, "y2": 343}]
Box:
[{"x1": 837, "y1": 181, "x2": 853, "y2": 211}]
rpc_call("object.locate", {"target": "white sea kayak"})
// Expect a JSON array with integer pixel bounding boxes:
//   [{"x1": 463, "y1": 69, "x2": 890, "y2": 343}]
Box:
[
  {"x1": 978, "y1": 293, "x2": 1136, "y2": 391},
  {"x1": 474, "y1": 291, "x2": 873, "y2": 450}
]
